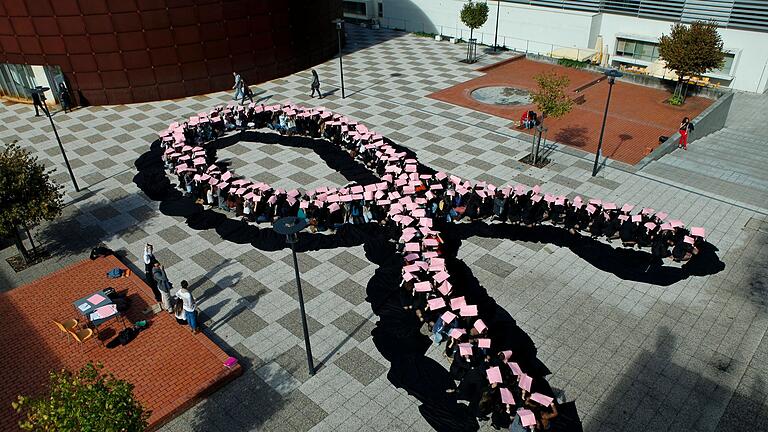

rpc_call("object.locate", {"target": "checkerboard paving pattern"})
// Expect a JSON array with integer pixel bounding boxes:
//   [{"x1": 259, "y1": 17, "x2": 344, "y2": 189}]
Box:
[{"x1": 2, "y1": 25, "x2": 768, "y2": 432}]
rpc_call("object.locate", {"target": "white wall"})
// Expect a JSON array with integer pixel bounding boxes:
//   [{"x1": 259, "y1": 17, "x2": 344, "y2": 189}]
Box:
[
  {"x1": 382, "y1": 0, "x2": 595, "y2": 53},
  {"x1": 598, "y1": 13, "x2": 768, "y2": 93},
  {"x1": 382, "y1": 0, "x2": 768, "y2": 92},
  {"x1": 30, "y1": 65, "x2": 55, "y2": 103}
]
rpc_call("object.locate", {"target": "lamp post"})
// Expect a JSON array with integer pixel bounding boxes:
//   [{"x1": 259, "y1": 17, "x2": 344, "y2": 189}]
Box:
[
  {"x1": 31, "y1": 86, "x2": 80, "y2": 192},
  {"x1": 493, "y1": 0, "x2": 501, "y2": 52},
  {"x1": 592, "y1": 69, "x2": 623, "y2": 177},
  {"x1": 273, "y1": 216, "x2": 315, "y2": 376},
  {"x1": 332, "y1": 18, "x2": 346, "y2": 99}
]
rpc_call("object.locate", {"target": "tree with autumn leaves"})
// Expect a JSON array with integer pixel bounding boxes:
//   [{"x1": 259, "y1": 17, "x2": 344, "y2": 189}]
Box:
[
  {"x1": 658, "y1": 21, "x2": 726, "y2": 101},
  {"x1": 528, "y1": 71, "x2": 573, "y2": 164},
  {"x1": 14, "y1": 362, "x2": 149, "y2": 432},
  {"x1": 0, "y1": 142, "x2": 63, "y2": 262}
]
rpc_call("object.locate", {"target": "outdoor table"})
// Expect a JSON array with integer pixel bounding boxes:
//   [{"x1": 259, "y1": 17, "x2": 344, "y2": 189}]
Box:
[{"x1": 72, "y1": 290, "x2": 126, "y2": 336}]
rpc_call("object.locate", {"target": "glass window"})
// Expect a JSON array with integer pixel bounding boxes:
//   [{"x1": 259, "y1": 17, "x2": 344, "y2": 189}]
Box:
[
  {"x1": 0, "y1": 63, "x2": 37, "y2": 100},
  {"x1": 624, "y1": 40, "x2": 636, "y2": 55},
  {"x1": 378, "y1": 2, "x2": 383, "y2": 18},
  {"x1": 343, "y1": 1, "x2": 367, "y2": 16},
  {"x1": 615, "y1": 38, "x2": 659, "y2": 62},
  {"x1": 639, "y1": 43, "x2": 655, "y2": 61},
  {"x1": 711, "y1": 52, "x2": 736, "y2": 75}
]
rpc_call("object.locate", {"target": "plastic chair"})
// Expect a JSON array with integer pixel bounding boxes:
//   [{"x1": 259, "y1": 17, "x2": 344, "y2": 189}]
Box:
[
  {"x1": 68, "y1": 328, "x2": 94, "y2": 347},
  {"x1": 53, "y1": 319, "x2": 79, "y2": 341}
]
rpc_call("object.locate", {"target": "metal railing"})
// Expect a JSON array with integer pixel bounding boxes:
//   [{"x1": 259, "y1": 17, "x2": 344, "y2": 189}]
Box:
[{"x1": 378, "y1": 17, "x2": 602, "y2": 61}]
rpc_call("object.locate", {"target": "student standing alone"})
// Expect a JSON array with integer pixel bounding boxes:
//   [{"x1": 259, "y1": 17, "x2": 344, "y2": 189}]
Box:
[{"x1": 678, "y1": 117, "x2": 694, "y2": 150}]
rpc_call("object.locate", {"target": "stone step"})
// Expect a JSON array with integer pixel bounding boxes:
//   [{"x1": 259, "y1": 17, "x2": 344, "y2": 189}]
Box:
[{"x1": 666, "y1": 145, "x2": 768, "y2": 171}]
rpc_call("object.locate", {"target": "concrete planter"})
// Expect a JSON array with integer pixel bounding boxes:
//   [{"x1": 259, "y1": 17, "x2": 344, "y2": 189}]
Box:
[
  {"x1": 435, "y1": 35, "x2": 442, "y2": 41},
  {"x1": 450, "y1": 37, "x2": 459, "y2": 44}
]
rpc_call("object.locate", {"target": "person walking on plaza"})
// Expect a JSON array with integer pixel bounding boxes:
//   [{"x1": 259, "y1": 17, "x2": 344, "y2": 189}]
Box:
[
  {"x1": 58, "y1": 82, "x2": 72, "y2": 113},
  {"x1": 678, "y1": 116, "x2": 694, "y2": 150},
  {"x1": 241, "y1": 77, "x2": 254, "y2": 104},
  {"x1": 30, "y1": 88, "x2": 46, "y2": 117},
  {"x1": 232, "y1": 71, "x2": 244, "y2": 101},
  {"x1": 176, "y1": 280, "x2": 198, "y2": 333},
  {"x1": 152, "y1": 262, "x2": 173, "y2": 312},
  {"x1": 143, "y1": 244, "x2": 161, "y2": 302},
  {"x1": 310, "y1": 69, "x2": 322, "y2": 98}
]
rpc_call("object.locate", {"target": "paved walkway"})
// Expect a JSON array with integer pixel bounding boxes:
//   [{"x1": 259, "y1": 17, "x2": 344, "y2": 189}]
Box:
[
  {"x1": 1, "y1": 26, "x2": 767, "y2": 431},
  {"x1": 640, "y1": 92, "x2": 768, "y2": 214},
  {"x1": 0, "y1": 255, "x2": 239, "y2": 431}
]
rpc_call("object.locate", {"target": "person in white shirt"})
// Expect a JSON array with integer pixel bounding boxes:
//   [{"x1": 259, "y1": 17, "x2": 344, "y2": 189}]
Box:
[
  {"x1": 143, "y1": 244, "x2": 154, "y2": 274},
  {"x1": 176, "y1": 280, "x2": 198, "y2": 333}
]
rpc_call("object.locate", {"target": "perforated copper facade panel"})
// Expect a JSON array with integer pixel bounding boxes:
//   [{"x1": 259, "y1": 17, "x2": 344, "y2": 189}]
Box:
[{"x1": 0, "y1": 0, "x2": 342, "y2": 105}]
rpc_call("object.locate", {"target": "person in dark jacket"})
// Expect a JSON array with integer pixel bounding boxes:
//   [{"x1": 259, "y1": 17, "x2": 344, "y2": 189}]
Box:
[
  {"x1": 678, "y1": 117, "x2": 695, "y2": 150},
  {"x1": 58, "y1": 82, "x2": 72, "y2": 113},
  {"x1": 310, "y1": 69, "x2": 322, "y2": 98},
  {"x1": 152, "y1": 262, "x2": 173, "y2": 312},
  {"x1": 31, "y1": 89, "x2": 46, "y2": 117}
]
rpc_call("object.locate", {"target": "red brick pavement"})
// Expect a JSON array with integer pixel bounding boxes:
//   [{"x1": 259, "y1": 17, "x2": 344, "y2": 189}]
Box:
[
  {"x1": 429, "y1": 57, "x2": 713, "y2": 165},
  {"x1": 0, "y1": 255, "x2": 241, "y2": 431}
]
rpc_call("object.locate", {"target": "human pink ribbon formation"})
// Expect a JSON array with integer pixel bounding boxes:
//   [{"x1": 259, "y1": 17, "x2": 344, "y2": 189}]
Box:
[{"x1": 158, "y1": 101, "x2": 707, "y2": 428}]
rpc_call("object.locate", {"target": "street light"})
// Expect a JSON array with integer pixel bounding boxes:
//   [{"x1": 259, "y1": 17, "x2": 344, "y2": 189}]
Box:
[
  {"x1": 493, "y1": 1, "x2": 501, "y2": 52},
  {"x1": 31, "y1": 86, "x2": 80, "y2": 192},
  {"x1": 332, "y1": 18, "x2": 346, "y2": 99},
  {"x1": 592, "y1": 69, "x2": 623, "y2": 177},
  {"x1": 273, "y1": 216, "x2": 315, "y2": 376}
]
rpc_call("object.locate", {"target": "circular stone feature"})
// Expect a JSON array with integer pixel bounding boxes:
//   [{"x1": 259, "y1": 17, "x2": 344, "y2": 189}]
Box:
[{"x1": 470, "y1": 86, "x2": 531, "y2": 106}]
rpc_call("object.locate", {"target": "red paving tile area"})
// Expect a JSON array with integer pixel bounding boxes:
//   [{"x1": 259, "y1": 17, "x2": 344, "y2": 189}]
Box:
[
  {"x1": 429, "y1": 57, "x2": 713, "y2": 165},
  {"x1": 0, "y1": 255, "x2": 241, "y2": 431}
]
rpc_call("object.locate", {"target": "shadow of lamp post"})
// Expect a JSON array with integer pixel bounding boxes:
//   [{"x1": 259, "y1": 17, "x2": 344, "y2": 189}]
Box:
[
  {"x1": 31, "y1": 86, "x2": 80, "y2": 192},
  {"x1": 592, "y1": 69, "x2": 623, "y2": 177},
  {"x1": 332, "y1": 18, "x2": 346, "y2": 99},
  {"x1": 273, "y1": 216, "x2": 315, "y2": 376}
]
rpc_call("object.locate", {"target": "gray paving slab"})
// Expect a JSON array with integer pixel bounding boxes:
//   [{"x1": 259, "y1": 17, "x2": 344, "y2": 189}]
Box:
[{"x1": 0, "y1": 24, "x2": 767, "y2": 432}]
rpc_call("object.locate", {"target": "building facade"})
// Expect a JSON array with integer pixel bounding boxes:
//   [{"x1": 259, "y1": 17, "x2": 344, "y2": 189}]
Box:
[
  {"x1": 0, "y1": 0, "x2": 342, "y2": 105},
  {"x1": 381, "y1": 0, "x2": 768, "y2": 93}
]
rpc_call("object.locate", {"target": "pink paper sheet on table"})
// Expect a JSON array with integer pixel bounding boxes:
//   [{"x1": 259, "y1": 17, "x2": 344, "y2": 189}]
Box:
[{"x1": 86, "y1": 294, "x2": 106, "y2": 304}]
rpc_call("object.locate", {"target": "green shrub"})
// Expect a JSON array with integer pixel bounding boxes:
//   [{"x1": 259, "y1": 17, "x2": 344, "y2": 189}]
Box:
[
  {"x1": 414, "y1": 31, "x2": 438, "y2": 38},
  {"x1": 668, "y1": 94, "x2": 684, "y2": 106},
  {"x1": 557, "y1": 58, "x2": 588, "y2": 69},
  {"x1": 13, "y1": 363, "x2": 150, "y2": 432}
]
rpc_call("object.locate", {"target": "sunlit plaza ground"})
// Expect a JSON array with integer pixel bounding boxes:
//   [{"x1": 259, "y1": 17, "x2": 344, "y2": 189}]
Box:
[{"x1": 2, "y1": 26, "x2": 768, "y2": 431}]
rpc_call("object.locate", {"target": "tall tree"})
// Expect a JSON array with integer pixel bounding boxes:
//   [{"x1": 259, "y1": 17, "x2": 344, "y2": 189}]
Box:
[
  {"x1": 529, "y1": 71, "x2": 573, "y2": 164},
  {"x1": 0, "y1": 142, "x2": 63, "y2": 262},
  {"x1": 13, "y1": 363, "x2": 150, "y2": 432},
  {"x1": 658, "y1": 21, "x2": 725, "y2": 99},
  {"x1": 460, "y1": 1, "x2": 489, "y2": 62}
]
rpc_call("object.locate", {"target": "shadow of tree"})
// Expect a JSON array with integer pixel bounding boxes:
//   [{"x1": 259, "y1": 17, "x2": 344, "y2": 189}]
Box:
[
  {"x1": 590, "y1": 327, "x2": 766, "y2": 432},
  {"x1": 33, "y1": 200, "x2": 154, "y2": 268},
  {"x1": 555, "y1": 125, "x2": 589, "y2": 147}
]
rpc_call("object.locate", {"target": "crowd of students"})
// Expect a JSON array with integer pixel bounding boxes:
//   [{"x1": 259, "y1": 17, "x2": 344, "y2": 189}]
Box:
[{"x1": 157, "y1": 101, "x2": 707, "y2": 430}]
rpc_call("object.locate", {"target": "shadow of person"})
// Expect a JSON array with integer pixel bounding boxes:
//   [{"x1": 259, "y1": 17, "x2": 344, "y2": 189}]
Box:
[{"x1": 448, "y1": 221, "x2": 724, "y2": 286}]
